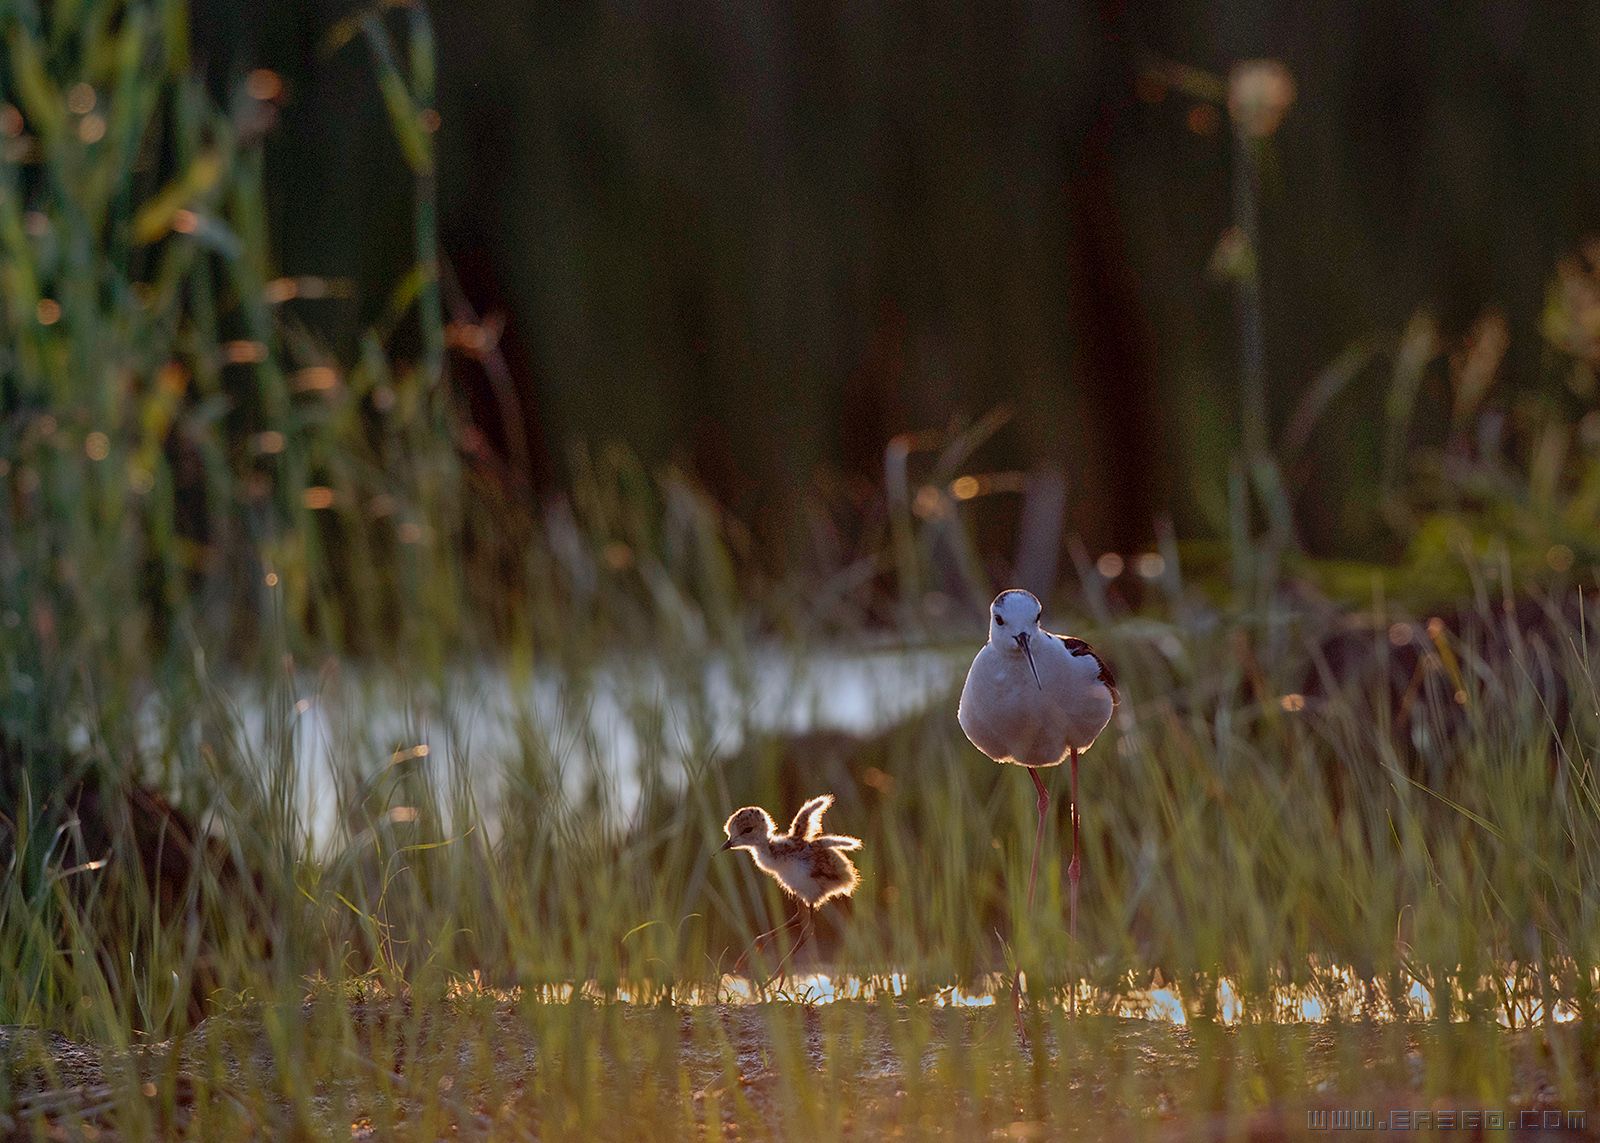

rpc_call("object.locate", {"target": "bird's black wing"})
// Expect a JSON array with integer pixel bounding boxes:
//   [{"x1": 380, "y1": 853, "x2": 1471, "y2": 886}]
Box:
[{"x1": 1057, "y1": 636, "x2": 1119, "y2": 705}]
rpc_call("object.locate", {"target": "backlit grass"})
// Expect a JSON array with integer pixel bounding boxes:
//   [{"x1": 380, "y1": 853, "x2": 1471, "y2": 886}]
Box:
[{"x1": 5, "y1": 2, "x2": 1600, "y2": 1138}]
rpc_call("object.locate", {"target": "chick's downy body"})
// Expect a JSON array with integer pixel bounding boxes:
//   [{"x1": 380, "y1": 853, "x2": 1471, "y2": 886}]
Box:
[
  {"x1": 721, "y1": 795, "x2": 861, "y2": 908},
  {"x1": 749, "y1": 835, "x2": 859, "y2": 906}
]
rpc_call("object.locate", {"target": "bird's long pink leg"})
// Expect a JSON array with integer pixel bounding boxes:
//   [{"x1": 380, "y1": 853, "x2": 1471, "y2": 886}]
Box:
[
  {"x1": 1013, "y1": 768, "x2": 1051, "y2": 1048},
  {"x1": 735, "y1": 907, "x2": 804, "y2": 974},
  {"x1": 1068, "y1": 748, "x2": 1081, "y2": 939},
  {"x1": 1027, "y1": 767, "x2": 1050, "y2": 910},
  {"x1": 760, "y1": 906, "x2": 815, "y2": 990}
]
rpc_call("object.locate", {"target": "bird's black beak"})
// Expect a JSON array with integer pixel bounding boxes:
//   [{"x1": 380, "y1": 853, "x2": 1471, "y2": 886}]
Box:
[
  {"x1": 718, "y1": 838, "x2": 733, "y2": 852},
  {"x1": 1015, "y1": 631, "x2": 1043, "y2": 690}
]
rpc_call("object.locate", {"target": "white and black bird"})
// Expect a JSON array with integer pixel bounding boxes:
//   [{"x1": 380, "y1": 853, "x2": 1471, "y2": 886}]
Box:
[{"x1": 958, "y1": 588, "x2": 1117, "y2": 936}]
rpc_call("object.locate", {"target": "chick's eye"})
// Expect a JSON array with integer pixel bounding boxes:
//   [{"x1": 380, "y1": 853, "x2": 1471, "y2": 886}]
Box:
[{"x1": 994, "y1": 614, "x2": 1004, "y2": 626}]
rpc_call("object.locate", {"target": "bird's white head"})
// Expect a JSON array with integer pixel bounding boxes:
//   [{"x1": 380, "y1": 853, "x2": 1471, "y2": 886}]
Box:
[
  {"x1": 988, "y1": 589, "x2": 1045, "y2": 689},
  {"x1": 720, "y1": 806, "x2": 775, "y2": 852}
]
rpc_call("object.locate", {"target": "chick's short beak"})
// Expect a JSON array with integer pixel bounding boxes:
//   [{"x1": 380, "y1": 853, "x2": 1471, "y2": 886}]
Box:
[
  {"x1": 1015, "y1": 631, "x2": 1043, "y2": 690},
  {"x1": 718, "y1": 838, "x2": 734, "y2": 852}
]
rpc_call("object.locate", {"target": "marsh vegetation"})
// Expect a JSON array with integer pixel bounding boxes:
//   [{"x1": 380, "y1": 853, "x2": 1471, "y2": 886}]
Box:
[{"x1": 5, "y1": 2, "x2": 1600, "y2": 1138}]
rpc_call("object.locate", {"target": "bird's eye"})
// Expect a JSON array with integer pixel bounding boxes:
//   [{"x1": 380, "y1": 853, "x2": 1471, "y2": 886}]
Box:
[{"x1": 994, "y1": 614, "x2": 1004, "y2": 626}]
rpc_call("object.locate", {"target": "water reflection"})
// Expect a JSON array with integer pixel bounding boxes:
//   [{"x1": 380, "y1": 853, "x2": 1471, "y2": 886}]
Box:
[
  {"x1": 207, "y1": 646, "x2": 966, "y2": 844},
  {"x1": 507, "y1": 966, "x2": 1586, "y2": 1026}
]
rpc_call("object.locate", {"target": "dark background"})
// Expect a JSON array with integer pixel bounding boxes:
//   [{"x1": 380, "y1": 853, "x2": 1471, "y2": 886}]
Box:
[{"x1": 191, "y1": 1, "x2": 1600, "y2": 555}]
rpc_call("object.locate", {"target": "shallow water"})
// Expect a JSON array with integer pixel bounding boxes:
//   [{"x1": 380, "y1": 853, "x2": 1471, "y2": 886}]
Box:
[
  {"x1": 205, "y1": 644, "x2": 967, "y2": 844},
  {"x1": 527, "y1": 965, "x2": 1583, "y2": 1028}
]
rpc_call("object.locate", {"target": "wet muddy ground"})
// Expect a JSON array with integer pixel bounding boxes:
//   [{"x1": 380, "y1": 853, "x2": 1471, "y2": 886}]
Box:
[{"x1": 4, "y1": 993, "x2": 1595, "y2": 1140}]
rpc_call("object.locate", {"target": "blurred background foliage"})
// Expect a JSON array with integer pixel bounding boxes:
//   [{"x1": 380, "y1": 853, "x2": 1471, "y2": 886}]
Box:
[
  {"x1": 204, "y1": 0, "x2": 1600, "y2": 563},
  {"x1": 5, "y1": 0, "x2": 1600, "y2": 741},
  {"x1": 0, "y1": 0, "x2": 461, "y2": 765}
]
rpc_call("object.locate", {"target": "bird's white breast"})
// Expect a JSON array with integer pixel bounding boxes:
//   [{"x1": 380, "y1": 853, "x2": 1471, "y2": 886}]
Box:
[
  {"x1": 957, "y1": 637, "x2": 1114, "y2": 766},
  {"x1": 753, "y1": 847, "x2": 836, "y2": 905}
]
